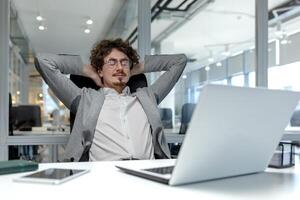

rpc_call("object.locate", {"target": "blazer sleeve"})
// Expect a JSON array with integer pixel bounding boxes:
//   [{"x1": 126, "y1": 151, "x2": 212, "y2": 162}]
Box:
[
  {"x1": 35, "y1": 53, "x2": 84, "y2": 110},
  {"x1": 144, "y1": 54, "x2": 187, "y2": 104}
]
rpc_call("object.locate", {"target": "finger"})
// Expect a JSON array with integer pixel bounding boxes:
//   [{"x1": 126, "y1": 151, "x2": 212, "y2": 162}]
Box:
[
  {"x1": 93, "y1": 75, "x2": 103, "y2": 87},
  {"x1": 96, "y1": 79, "x2": 103, "y2": 87}
]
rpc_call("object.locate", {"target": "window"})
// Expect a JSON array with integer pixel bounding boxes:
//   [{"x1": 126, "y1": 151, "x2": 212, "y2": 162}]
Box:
[{"x1": 231, "y1": 74, "x2": 245, "y2": 87}]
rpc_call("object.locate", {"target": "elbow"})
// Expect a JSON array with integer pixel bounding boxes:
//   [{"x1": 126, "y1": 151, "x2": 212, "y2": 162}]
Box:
[
  {"x1": 35, "y1": 53, "x2": 56, "y2": 70},
  {"x1": 34, "y1": 53, "x2": 46, "y2": 69},
  {"x1": 35, "y1": 53, "x2": 46, "y2": 62},
  {"x1": 178, "y1": 54, "x2": 188, "y2": 67},
  {"x1": 35, "y1": 53, "x2": 54, "y2": 64},
  {"x1": 34, "y1": 56, "x2": 42, "y2": 72},
  {"x1": 34, "y1": 53, "x2": 53, "y2": 73}
]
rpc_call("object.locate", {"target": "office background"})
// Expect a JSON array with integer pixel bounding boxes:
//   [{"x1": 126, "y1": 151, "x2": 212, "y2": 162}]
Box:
[{"x1": 1, "y1": 0, "x2": 300, "y2": 162}]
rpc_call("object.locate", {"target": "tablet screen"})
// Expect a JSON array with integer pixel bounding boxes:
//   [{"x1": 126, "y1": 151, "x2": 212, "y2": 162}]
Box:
[
  {"x1": 14, "y1": 168, "x2": 89, "y2": 184},
  {"x1": 24, "y1": 168, "x2": 85, "y2": 180}
]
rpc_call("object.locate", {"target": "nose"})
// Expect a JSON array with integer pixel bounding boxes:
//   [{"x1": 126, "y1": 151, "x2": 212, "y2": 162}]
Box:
[{"x1": 115, "y1": 61, "x2": 123, "y2": 70}]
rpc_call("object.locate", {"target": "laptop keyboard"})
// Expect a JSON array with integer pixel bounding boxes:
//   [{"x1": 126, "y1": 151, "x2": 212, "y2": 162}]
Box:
[{"x1": 143, "y1": 166, "x2": 174, "y2": 175}]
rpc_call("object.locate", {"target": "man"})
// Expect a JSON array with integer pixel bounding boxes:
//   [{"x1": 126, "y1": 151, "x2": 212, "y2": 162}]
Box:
[{"x1": 35, "y1": 38, "x2": 187, "y2": 161}]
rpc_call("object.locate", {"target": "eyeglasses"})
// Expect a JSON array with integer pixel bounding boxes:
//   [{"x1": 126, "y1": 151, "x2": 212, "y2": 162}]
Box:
[{"x1": 104, "y1": 58, "x2": 131, "y2": 69}]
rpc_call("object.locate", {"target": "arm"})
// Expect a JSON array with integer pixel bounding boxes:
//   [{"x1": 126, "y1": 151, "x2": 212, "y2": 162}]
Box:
[
  {"x1": 143, "y1": 54, "x2": 187, "y2": 104},
  {"x1": 35, "y1": 53, "x2": 85, "y2": 110}
]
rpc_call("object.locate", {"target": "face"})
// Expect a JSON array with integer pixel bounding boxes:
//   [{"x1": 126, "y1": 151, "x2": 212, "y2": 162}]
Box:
[{"x1": 98, "y1": 48, "x2": 131, "y2": 89}]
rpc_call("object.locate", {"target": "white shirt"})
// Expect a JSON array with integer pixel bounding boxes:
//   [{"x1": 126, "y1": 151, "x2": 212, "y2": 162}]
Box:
[{"x1": 89, "y1": 87, "x2": 155, "y2": 161}]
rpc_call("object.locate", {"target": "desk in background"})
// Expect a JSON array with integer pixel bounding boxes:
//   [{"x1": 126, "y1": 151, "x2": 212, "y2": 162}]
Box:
[
  {"x1": 1, "y1": 159, "x2": 300, "y2": 200},
  {"x1": 7, "y1": 130, "x2": 69, "y2": 162},
  {"x1": 7, "y1": 127, "x2": 300, "y2": 162},
  {"x1": 165, "y1": 126, "x2": 300, "y2": 144},
  {"x1": 283, "y1": 126, "x2": 300, "y2": 141}
]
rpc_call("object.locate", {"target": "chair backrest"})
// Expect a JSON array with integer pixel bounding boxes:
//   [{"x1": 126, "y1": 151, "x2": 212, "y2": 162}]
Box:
[
  {"x1": 179, "y1": 103, "x2": 196, "y2": 134},
  {"x1": 126, "y1": 74, "x2": 148, "y2": 93},
  {"x1": 159, "y1": 108, "x2": 173, "y2": 128},
  {"x1": 70, "y1": 73, "x2": 148, "y2": 93},
  {"x1": 69, "y1": 74, "x2": 148, "y2": 131},
  {"x1": 70, "y1": 75, "x2": 100, "y2": 90},
  {"x1": 290, "y1": 110, "x2": 300, "y2": 126}
]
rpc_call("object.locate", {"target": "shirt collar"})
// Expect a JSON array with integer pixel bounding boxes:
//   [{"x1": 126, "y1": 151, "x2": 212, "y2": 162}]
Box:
[{"x1": 103, "y1": 86, "x2": 131, "y2": 96}]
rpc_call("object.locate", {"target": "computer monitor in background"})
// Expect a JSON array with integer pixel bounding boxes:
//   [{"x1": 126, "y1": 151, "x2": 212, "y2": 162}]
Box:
[
  {"x1": 9, "y1": 105, "x2": 42, "y2": 160},
  {"x1": 12, "y1": 105, "x2": 42, "y2": 131}
]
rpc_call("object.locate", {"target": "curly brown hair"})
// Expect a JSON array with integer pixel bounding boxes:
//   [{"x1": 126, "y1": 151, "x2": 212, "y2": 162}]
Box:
[{"x1": 90, "y1": 38, "x2": 139, "y2": 72}]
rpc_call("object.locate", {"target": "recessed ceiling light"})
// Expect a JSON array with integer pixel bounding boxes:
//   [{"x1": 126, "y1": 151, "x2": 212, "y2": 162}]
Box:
[
  {"x1": 36, "y1": 15, "x2": 43, "y2": 21},
  {"x1": 38, "y1": 25, "x2": 45, "y2": 30},
  {"x1": 86, "y1": 19, "x2": 93, "y2": 25},
  {"x1": 205, "y1": 66, "x2": 210, "y2": 71},
  {"x1": 280, "y1": 39, "x2": 288, "y2": 45},
  {"x1": 182, "y1": 75, "x2": 187, "y2": 79},
  {"x1": 208, "y1": 57, "x2": 214, "y2": 63},
  {"x1": 84, "y1": 28, "x2": 91, "y2": 34},
  {"x1": 221, "y1": 51, "x2": 230, "y2": 57},
  {"x1": 216, "y1": 62, "x2": 222, "y2": 67}
]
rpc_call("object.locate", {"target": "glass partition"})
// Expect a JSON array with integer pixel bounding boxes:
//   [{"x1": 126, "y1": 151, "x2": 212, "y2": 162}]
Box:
[
  {"x1": 268, "y1": 0, "x2": 300, "y2": 126},
  {"x1": 7, "y1": 0, "x2": 137, "y2": 161},
  {"x1": 151, "y1": 0, "x2": 260, "y2": 127}
]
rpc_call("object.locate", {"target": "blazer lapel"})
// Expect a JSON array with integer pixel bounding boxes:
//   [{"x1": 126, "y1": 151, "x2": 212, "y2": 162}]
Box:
[
  {"x1": 86, "y1": 89, "x2": 105, "y2": 133},
  {"x1": 135, "y1": 91, "x2": 162, "y2": 130}
]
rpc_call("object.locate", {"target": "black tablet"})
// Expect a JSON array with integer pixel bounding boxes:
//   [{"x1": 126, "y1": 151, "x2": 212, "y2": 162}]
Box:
[{"x1": 14, "y1": 168, "x2": 89, "y2": 185}]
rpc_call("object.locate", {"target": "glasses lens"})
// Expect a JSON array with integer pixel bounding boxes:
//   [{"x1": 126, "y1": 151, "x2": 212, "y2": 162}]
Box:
[
  {"x1": 107, "y1": 59, "x2": 117, "y2": 66},
  {"x1": 120, "y1": 59, "x2": 130, "y2": 67},
  {"x1": 105, "y1": 59, "x2": 131, "y2": 68}
]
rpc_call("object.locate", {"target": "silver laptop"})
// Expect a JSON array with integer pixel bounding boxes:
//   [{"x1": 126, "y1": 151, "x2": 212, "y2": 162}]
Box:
[{"x1": 116, "y1": 84, "x2": 300, "y2": 186}]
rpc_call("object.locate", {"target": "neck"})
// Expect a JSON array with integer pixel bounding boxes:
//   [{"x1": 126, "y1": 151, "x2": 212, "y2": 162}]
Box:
[{"x1": 113, "y1": 86, "x2": 125, "y2": 94}]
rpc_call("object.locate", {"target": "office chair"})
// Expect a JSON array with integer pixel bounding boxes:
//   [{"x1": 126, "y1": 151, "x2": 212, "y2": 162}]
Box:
[
  {"x1": 9, "y1": 104, "x2": 42, "y2": 160},
  {"x1": 9, "y1": 93, "x2": 13, "y2": 136},
  {"x1": 159, "y1": 108, "x2": 173, "y2": 129},
  {"x1": 69, "y1": 73, "x2": 148, "y2": 131},
  {"x1": 8, "y1": 93, "x2": 19, "y2": 159},
  {"x1": 290, "y1": 110, "x2": 300, "y2": 127},
  {"x1": 288, "y1": 110, "x2": 300, "y2": 156},
  {"x1": 170, "y1": 103, "x2": 196, "y2": 157},
  {"x1": 179, "y1": 103, "x2": 196, "y2": 134}
]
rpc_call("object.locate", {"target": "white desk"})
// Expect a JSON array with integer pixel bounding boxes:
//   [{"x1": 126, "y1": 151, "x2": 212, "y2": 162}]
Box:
[{"x1": 1, "y1": 159, "x2": 300, "y2": 200}]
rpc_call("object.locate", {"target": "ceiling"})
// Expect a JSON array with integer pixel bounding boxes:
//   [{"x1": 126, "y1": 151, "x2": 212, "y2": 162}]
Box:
[
  {"x1": 151, "y1": 0, "x2": 292, "y2": 72},
  {"x1": 12, "y1": 0, "x2": 125, "y2": 62},
  {"x1": 13, "y1": 0, "x2": 296, "y2": 72}
]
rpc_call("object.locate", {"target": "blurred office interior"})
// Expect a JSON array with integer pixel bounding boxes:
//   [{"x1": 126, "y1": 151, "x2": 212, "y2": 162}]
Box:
[{"x1": 1, "y1": 0, "x2": 300, "y2": 162}]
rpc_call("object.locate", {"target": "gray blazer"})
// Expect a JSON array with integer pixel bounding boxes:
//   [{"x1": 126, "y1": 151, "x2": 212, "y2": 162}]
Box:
[{"x1": 35, "y1": 53, "x2": 187, "y2": 161}]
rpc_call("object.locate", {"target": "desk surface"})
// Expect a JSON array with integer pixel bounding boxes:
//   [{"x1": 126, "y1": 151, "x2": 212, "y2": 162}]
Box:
[{"x1": 1, "y1": 159, "x2": 300, "y2": 200}]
